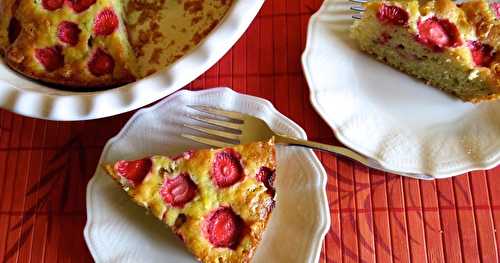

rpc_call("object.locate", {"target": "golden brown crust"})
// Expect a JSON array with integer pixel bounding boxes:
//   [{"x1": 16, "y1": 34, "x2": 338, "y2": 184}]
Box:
[
  {"x1": 103, "y1": 139, "x2": 277, "y2": 263},
  {"x1": 460, "y1": 0, "x2": 499, "y2": 47},
  {"x1": 1, "y1": 0, "x2": 139, "y2": 89},
  {"x1": 6, "y1": 58, "x2": 135, "y2": 89},
  {"x1": 434, "y1": 0, "x2": 456, "y2": 16},
  {"x1": 124, "y1": 0, "x2": 233, "y2": 77},
  {"x1": 458, "y1": 0, "x2": 500, "y2": 101},
  {"x1": 0, "y1": 0, "x2": 16, "y2": 55}
]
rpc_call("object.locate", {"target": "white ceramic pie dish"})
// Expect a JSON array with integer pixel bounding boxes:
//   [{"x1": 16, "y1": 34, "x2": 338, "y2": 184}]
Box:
[
  {"x1": 0, "y1": 1, "x2": 264, "y2": 121},
  {"x1": 302, "y1": 0, "x2": 500, "y2": 178},
  {"x1": 84, "y1": 88, "x2": 330, "y2": 263}
]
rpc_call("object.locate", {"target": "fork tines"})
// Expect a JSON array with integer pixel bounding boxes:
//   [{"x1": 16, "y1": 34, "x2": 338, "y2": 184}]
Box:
[
  {"x1": 350, "y1": 0, "x2": 366, "y2": 19},
  {"x1": 350, "y1": 6, "x2": 365, "y2": 12},
  {"x1": 182, "y1": 105, "x2": 243, "y2": 148},
  {"x1": 187, "y1": 105, "x2": 244, "y2": 121}
]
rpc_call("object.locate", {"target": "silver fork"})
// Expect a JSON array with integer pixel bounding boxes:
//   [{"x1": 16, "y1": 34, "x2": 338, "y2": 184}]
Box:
[
  {"x1": 182, "y1": 106, "x2": 433, "y2": 180},
  {"x1": 350, "y1": 0, "x2": 367, "y2": 20}
]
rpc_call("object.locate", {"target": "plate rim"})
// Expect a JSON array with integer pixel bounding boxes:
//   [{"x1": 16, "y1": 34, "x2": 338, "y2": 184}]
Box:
[
  {"x1": 83, "y1": 87, "x2": 331, "y2": 263},
  {"x1": 0, "y1": 1, "x2": 265, "y2": 121},
  {"x1": 301, "y1": 0, "x2": 500, "y2": 178}
]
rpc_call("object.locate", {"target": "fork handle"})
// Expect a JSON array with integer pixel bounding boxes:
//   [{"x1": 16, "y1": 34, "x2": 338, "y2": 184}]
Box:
[
  {"x1": 274, "y1": 134, "x2": 373, "y2": 167},
  {"x1": 274, "y1": 134, "x2": 434, "y2": 180}
]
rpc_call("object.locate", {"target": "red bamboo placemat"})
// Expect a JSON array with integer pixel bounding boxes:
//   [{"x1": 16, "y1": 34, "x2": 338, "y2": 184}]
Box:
[{"x1": 0, "y1": 1, "x2": 499, "y2": 262}]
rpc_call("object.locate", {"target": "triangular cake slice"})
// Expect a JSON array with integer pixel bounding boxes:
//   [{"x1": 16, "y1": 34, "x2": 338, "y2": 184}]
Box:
[
  {"x1": 1, "y1": 0, "x2": 138, "y2": 88},
  {"x1": 351, "y1": 0, "x2": 499, "y2": 103},
  {"x1": 103, "y1": 139, "x2": 276, "y2": 263}
]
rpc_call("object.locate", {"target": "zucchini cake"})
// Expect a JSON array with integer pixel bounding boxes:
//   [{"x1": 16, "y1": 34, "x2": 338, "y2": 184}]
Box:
[{"x1": 351, "y1": 0, "x2": 500, "y2": 103}]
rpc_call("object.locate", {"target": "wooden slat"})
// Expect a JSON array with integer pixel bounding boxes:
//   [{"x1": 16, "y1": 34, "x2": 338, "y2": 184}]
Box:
[
  {"x1": 0, "y1": 112, "x2": 14, "y2": 261},
  {"x1": 435, "y1": 178, "x2": 463, "y2": 263},
  {"x1": 453, "y1": 174, "x2": 481, "y2": 262},
  {"x1": 402, "y1": 177, "x2": 428, "y2": 263},
  {"x1": 469, "y1": 171, "x2": 499, "y2": 262},
  {"x1": 353, "y1": 164, "x2": 376, "y2": 263},
  {"x1": 485, "y1": 167, "x2": 500, "y2": 255},
  {"x1": 420, "y1": 180, "x2": 446, "y2": 263},
  {"x1": 337, "y1": 158, "x2": 359, "y2": 263},
  {"x1": 370, "y1": 170, "x2": 394, "y2": 263},
  {"x1": 323, "y1": 153, "x2": 342, "y2": 263},
  {"x1": 386, "y1": 175, "x2": 411, "y2": 262}
]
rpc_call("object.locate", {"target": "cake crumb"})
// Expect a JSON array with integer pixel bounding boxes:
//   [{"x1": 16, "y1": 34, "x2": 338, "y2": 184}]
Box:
[{"x1": 468, "y1": 69, "x2": 480, "y2": 80}]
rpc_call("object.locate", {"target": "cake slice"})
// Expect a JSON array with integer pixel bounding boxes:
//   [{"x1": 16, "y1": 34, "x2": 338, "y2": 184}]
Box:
[
  {"x1": 351, "y1": 0, "x2": 500, "y2": 103},
  {"x1": 103, "y1": 139, "x2": 276, "y2": 263},
  {"x1": 1, "y1": 0, "x2": 138, "y2": 88}
]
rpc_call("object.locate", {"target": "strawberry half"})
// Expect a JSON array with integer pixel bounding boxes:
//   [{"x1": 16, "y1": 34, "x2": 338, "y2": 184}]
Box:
[
  {"x1": 42, "y1": 0, "x2": 64, "y2": 11},
  {"x1": 417, "y1": 17, "x2": 462, "y2": 51},
  {"x1": 256, "y1": 167, "x2": 276, "y2": 196},
  {"x1": 160, "y1": 173, "x2": 197, "y2": 208},
  {"x1": 57, "y1": 21, "x2": 81, "y2": 46},
  {"x1": 204, "y1": 207, "x2": 242, "y2": 248},
  {"x1": 468, "y1": 41, "x2": 494, "y2": 67},
  {"x1": 211, "y1": 150, "x2": 243, "y2": 188},
  {"x1": 376, "y1": 4, "x2": 409, "y2": 26},
  {"x1": 66, "y1": 0, "x2": 96, "y2": 13},
  {"x1": 8, "y1": 18, "x2": 21, "y2": 44},
  {"x1": 35, "y1": 46, "x2": 64, "y2": 72},
  {"x1": 114, "y1": 158, "x2": 152, "y2": 187},
  {"x1": 88, "y1": 48, "x2": 115, "y2": 76},
  {"x1": 93, "y1": 8, "x2": 119, "y2": 36}
]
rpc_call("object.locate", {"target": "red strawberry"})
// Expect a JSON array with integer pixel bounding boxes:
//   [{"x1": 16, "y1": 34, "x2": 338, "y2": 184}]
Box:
[
  {"x1": 160, "y1": 173, "x2": 197, "y2": 208},
  {"x1": 93, "y1": 8, "x2": 119, "y2": 36},
  {"x1": 114, "y1": 158, "x2": 152, "y2": 187},
  {"x1": 417, "y1": 17, "x2": 462, "y2": 51},
  {"x1": 8, "y1": 18, "x2": 21, "y2": 44},
  {"x1": 57, "y1": 21, "x2": 81, "y2": 46},
  {"x1": 491, "y1": 3, "x2": 500, "y2": 19},
  {"x1": 211, "y1": 150, "x2": 243, "y2": 188},
  {"x1": 88, "y1": 48, "x2": 115, "y2": 76},
  {"x1": 256, "y1": 167, "x2": 276, "y2": 196},
  {"x1": 204, "y1": 207, "x2": 242, "y2": 248},
  {"x1": 42, "y1": 0, "x2": 64, "y2": 11},
  {"x1": 468, "y1": 41, "x2": 494, "y2": 67},
  {"x1": 66, "y1": 0, "x2": 96, "y2": 13},
  {"x1": 35, "y1": 46, "x2": 64, "y2": 72},
  {"x1": 376, "y1": 4, "x2": 409, "y2": 26}
]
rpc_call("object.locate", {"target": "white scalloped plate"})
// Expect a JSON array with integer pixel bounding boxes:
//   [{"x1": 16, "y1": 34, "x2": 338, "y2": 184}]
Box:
[
  {"x1": 84, "y1": 88, "x2": 330, "y2": 263},
  {"x1": 302, "y1": 0, "x2": 500, "y2": 178},
  {"x1": 0, "y1": 1, "x2": 264, "y2": 121}
]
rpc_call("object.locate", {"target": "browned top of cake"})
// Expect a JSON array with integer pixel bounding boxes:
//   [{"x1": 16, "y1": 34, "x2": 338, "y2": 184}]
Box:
[
  {"x1": 125, "y1": 0, "x2": 233, "y2": 77},
  {"x1": 104, "y1": 139, "x2": 276, "y2": 263},
  {"x1": 0, "y1": 0, "x2": 233, "y2": 89},
  {"x1": 0, "y1": 0, "x2": 138, "y2": 89}
]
